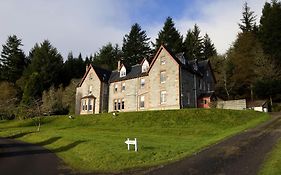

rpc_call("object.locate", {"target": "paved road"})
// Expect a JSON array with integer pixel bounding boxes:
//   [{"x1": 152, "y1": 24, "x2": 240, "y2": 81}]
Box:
[
  {"x1": 0, "y1": 137, "x2": 74, "y2": 175},
  {"x1": 140, "y1": 113, "x2": 281, "y2": 175}
]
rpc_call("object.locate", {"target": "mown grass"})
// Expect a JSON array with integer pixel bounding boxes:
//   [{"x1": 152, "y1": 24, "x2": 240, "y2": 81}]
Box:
[
  {"x1": 259, "y1": 139, "x2": 281, "y2": 175},
  {"x1": 0, "y1": 109, "x2": 269, "y2": 173}
]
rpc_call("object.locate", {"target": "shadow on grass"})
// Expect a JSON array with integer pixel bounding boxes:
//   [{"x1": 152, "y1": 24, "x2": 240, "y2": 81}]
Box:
[
  {"x1": 5, "y1": 131, "x2": 35, "y2": 139},
  {"x1": 0, "y1": 137, "x2": 87, "y2": 158},
  {"x1": 35, "y1": 137, "x2": 62, "y2": 146}
]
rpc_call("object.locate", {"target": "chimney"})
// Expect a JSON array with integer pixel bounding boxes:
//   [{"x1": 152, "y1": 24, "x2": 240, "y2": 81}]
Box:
[{"x1": 117, "y1": 60, "x2": 121, "y2": 72}]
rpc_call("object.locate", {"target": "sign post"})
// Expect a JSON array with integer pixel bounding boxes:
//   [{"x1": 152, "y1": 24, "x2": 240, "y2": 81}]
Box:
[{"x1": 125, "y1": 138, "x2": 137, "y2": 152}]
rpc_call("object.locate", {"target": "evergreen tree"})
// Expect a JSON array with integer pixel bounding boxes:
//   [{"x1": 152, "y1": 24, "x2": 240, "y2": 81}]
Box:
[
  {"x1": 24, "y1": 40, "x2": 63, "y2": 98},
  {"x1": 259, "y1": 0, "x2": 281, "y2": 64},
  {"x1": 0, "y1": 35, "x2": 27, "y2": 83},
  {"x1": 122, "y1": 23, "x2": 151, "y2": 66},
  {"x1": 202, "y1": 34, "x2": 217, "y2": 60},
  {"x1": 93, "y1": 43, "x2": 122, "y2": 70},
  {"x1": 155, "y1": 17, "x2": 183, "y2": 53},
  {"x1": 239, "y1": 2, "x2": 257, "y2": 32},
  {"x1": 183, "y1": 24, "x2": 203, "y2": 60}
]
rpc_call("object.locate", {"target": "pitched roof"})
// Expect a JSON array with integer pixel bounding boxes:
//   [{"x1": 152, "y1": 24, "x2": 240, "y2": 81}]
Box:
[
  {"x1": 109, "y1": 64, "x2": 148, "y2": 83},
  {"x1": 247, "y1": 100, "x2": 267, "y2": 108},
  {"x1": 78, "y1": 64, "x2": 111, "y2": 87}
]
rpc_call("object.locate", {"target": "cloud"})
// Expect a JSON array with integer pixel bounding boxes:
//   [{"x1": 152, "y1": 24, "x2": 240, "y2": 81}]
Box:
[
  {"x1": 0, "y1": 0, "x2": 268, "y2": 59},
  {"x1": 145, "y1": 0, "x2": 267, "y2": 54}
]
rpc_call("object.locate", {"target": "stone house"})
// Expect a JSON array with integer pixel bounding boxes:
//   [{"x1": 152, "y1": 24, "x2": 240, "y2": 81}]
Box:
[{"x1": 75, "y1": 45, "x2": 216, "y2": 114}]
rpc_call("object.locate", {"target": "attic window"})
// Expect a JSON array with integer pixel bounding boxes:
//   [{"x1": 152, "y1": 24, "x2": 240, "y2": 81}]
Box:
[
  {"x1": 120, "y1": 66, "x2": 126, "y2": 77},
  {"x1": 161, "y1": 57, "x2": 166, "y2": 65},
  {"x1": 89, "y1": 73, "x2": 93, "y2": 80},
  {"x1": 142, "y1": 59, "x2": 149, "y2": 73}
]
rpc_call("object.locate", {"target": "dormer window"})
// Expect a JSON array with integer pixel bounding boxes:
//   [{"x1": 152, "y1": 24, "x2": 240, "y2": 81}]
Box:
[
  {"x1": 120, "y1": 66, "x2": 126, "y2": 77},
  {"x1": 142, "y1": 59, "x2": 149, "y2": 73}
]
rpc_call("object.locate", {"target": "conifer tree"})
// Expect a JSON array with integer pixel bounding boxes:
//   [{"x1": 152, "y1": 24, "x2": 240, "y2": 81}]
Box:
[
  {"x1": 0, "y1": 35, "x2": 27, "y2": 83},
  {"x1": 122, "y1": 23, "x2": 151, "y2": 66},
  {"x1": 259, "y1": 0, "x2": 281, "y2": 64},
  {"x1": 155, "y1": 17, "x2": 183, "y2": 53},
  {"x1": 183, "y1": 24, "x2": 203, "y2": 60},
  {"x1": 239, "y1": 2, "x2": 257, "y2": 32},
  {"x1": 202, "y1": 34, "x2": 217, "y2": 60}
]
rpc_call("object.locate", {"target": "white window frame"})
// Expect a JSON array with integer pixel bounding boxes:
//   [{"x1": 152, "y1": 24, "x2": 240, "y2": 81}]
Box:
[
  {"x1": 122, "y1": 82, "x2": 126, "y2": 91},
  {"x1": 114, "y1": 99, "x2": 117, "y2": 111},
  {"x1": 160, "y1": 91, "x2": 167, "y2": 104},
  {"x1": 160, "y1": 71, "x2": 166, "y2": 83},
  {"x1": 88, "y1": 99, "x2": 93, "y2": 111},
  {"x1": 140, "y1": 96, "x2": 145, "y2": 108},
  {"x1": 120, "y1": 66, "x2": 126, "y2": 77},
  {"x1": 114, "y1": 84, "x2": 118, "y2": 92},
  {"x1": 140, "y1": 78, "x2": 145, "y2": 88}
]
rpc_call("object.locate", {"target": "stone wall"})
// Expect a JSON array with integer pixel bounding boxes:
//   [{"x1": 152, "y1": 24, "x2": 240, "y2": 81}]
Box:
[{"x1": 217, "y1": 99, "x2": 247, "y2": 110}]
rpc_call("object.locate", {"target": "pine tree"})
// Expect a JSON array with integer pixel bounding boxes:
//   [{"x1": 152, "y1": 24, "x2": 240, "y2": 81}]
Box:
[
  {"x1": 93, "y1": 43, "x2": 122, "y2": 70},
  {"x1": 0, "y1": 35, "x2": 27, "y2": 83},
  {"x1": 122, "y1": 23, "x2": 151, "y2": 67},
  {"x1": 202, "y1": 34, "x2": 217, "y2": 60},
  {"x1": 259, "y1": 0, "x2": 281, "y2": 64},
  {"x1": 25, "y1": 40, "x2": 63, "y2": 95},
  {"x1": 183, "y1": 24, "x2": 203, "y2": 60},
  {"x1": 155, "y1": 17, "x2": 183, "y2": 54},
  {"x1": 239, "y1": 2, "x2": 257, "y2": 32}
]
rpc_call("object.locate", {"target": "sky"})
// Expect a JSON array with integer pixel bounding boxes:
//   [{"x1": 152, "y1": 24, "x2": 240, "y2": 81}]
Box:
[{"x1": 0, "y1": 0, "x2": 268, "y2": 59}]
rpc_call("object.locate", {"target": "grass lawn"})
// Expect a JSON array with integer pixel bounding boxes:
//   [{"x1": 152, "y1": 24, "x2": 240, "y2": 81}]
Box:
[
  {"x1": 259, "y1": 139, "x2": 281, "y2": 175},
  {"x1": 0, "y1": 109, "x2": 269, "y2": 173}
]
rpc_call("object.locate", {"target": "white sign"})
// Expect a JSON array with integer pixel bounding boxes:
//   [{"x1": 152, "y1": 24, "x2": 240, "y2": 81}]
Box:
[{"x1": 125, "y1": 138, "x2": 138, "y2": 152}]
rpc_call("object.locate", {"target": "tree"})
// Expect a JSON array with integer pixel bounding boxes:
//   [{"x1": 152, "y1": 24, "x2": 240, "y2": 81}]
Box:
[
  {"x1": 26, "y1": 40, "x2": 63, "y2": 92},
  {"x1": 93, "y1": 43, "x2": 122, "y2": 70},
  {"x1": 259, "y1": 0, "x2": 281, "y2": 64},
  {"x1": 122, "y1": 23, "x2": 152, "y2": 66},
  {"x1": 62, "y1": 52, "x2": 85, "y2": 86},
  {"x1": 155, "y1": 17, "x2": 183, "y2": 53},
  {"x1": 0, "y1": 35, "x2": 27, "y2": 83},
  {"x1": 239, "y1": 2, "x2": 257, "y2": 32},
  {"x1": 183, "y1": 24, "x2": 203, "y2": 60},
  {"x1": 202, "y1": 34, "x2": 217, "y2": 60}
]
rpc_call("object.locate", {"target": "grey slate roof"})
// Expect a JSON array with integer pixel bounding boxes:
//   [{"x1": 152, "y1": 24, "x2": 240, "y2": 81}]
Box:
[
  {"x1": 109, "y1": 64, "x2": 148, "y2": 83},
  {"x1": 92, "y1": 66, "x2": 111, "y2": 82}
]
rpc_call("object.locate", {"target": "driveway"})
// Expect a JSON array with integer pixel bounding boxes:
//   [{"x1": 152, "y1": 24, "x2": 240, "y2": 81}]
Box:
[
  {"x1": 0, "y1": 137, "x2": 74, "y2": 175},
  {"x1": 139, "y1": 113, "x2": 281, "y2": 175}
]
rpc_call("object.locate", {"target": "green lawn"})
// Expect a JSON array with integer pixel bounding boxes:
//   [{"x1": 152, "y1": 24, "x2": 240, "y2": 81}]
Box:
[
  {"x1": 259, "y1": 139, "x2": 281, "y2": 175},
  {"x1": 0, "y1": 109, "x2": 269, "y2": 173}
]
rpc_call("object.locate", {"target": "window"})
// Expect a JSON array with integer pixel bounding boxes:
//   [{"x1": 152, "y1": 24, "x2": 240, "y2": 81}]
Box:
[
  {"x1": 118, "y1": 99, "x2": 121, "y2": 110},
  {"x1": 142, "y1": 60, "x2": 149, "y2": 72},
  {"x1": 114, "y1": 84, "x2": 118, "y2": 92},
  {"x1": 82, "y1": 100, "x2": 85, "y2": 110},
  {"x1": 89, "y1": 85, "x2": 93, "y2": 94},
  {"x1": 140, "y1": 78, "x2": 145, "y2": 88},
  {"x1": 88, "y1": 99, "x2": 92, "y2": 111},
  {"x1": 140, "y1": 96, "x2": 145, "y2": 108},
  {"x1": 122, "y1": 83, "x2": 125, "y2": 91},
  {"x1": 161, "y1": 57, "x2": 166, "y2": 65},
  {"x1": 85, "y1": 100, "x2": 88, "y2": 110},
  {"x1": 121, "y1": 99, "x2": 125, "y2": 110},
  {"x1": 120, "y1": 66, "x2": 126, "y2": 77},
  {"x1": 187, "y1": 92, "x2": 190, "y2": 105},
  {"x1": 160, "y1": 71, "x2": 166, "y2": 83},
  {"x1": 160, "y1": 91, "x2": 167, "y2": 104},
  {"x1": 114, "y1": 99, "x2": 124, "y2": 110},
  {"x1": 114, "y1": 99, "x2": 117, "y2": 110}
]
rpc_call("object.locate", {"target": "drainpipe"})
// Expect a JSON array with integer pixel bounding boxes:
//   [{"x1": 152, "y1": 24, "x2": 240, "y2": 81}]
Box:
[{"x1": 194, "y1": 74, "x2": 197, "y2": 108}]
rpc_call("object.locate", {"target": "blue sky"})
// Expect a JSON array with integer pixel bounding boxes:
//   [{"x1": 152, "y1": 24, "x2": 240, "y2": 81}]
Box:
[{"x1": 0, "y1": 0, "x2": 267, "y2": 58}]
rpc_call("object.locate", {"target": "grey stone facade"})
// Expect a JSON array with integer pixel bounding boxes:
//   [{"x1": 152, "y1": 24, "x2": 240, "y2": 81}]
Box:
[{"x1": 76, "y1": 45, "x2": 216, "y2": 115}]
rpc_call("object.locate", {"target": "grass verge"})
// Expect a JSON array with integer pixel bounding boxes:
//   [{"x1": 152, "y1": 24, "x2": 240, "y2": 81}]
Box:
[
  {"x1": 259, "y1": 139, "x2": 281, "y2": 175},
  {"x1": 0, "y1": 109, "x2": 269, "y2": 173}
]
